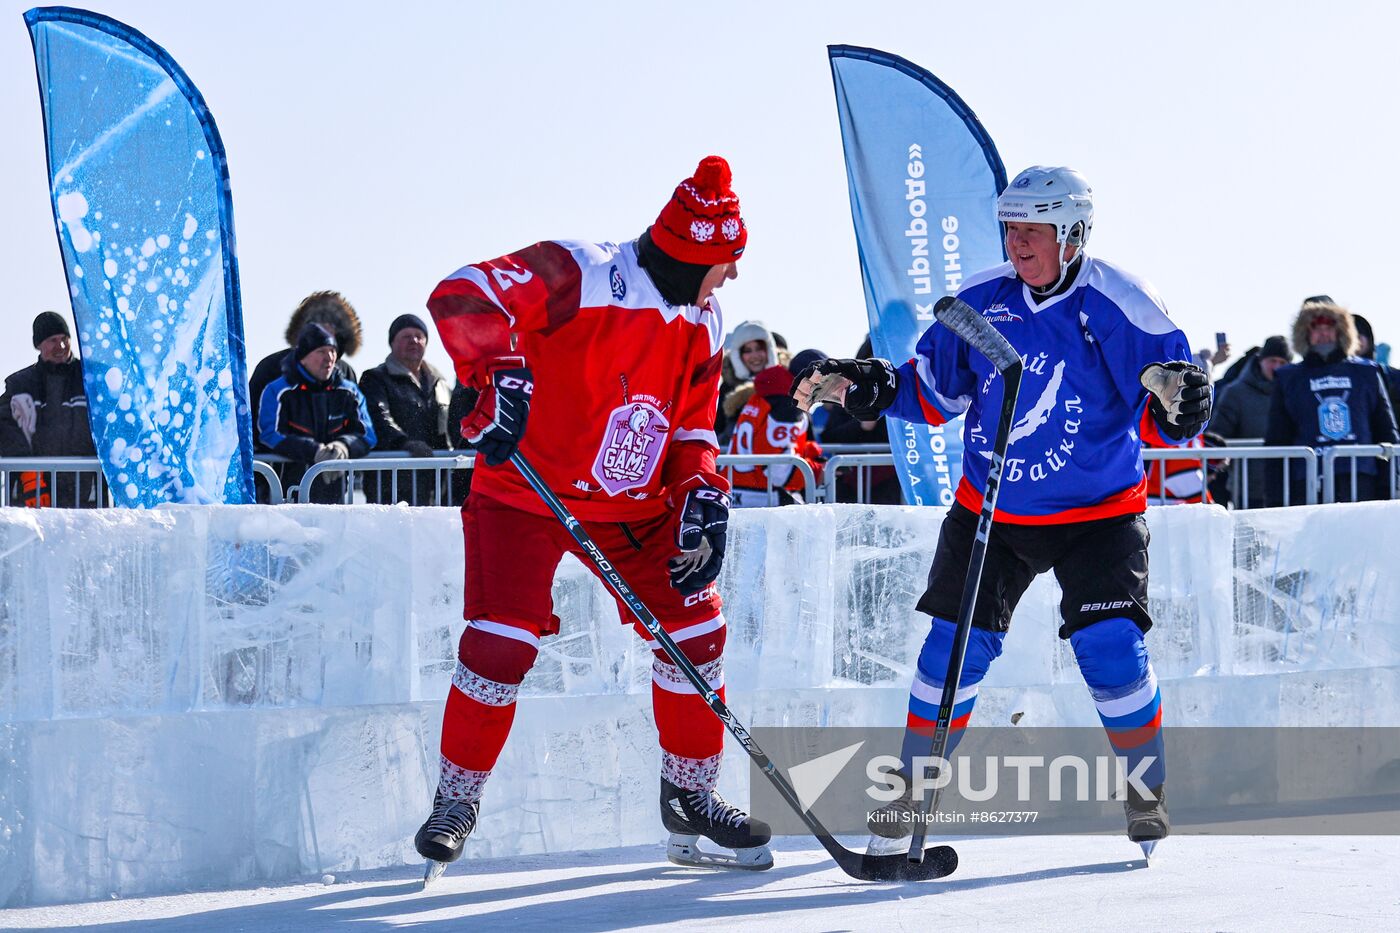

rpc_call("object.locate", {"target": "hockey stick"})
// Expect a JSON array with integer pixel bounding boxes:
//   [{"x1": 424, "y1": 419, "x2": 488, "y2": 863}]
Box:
[
  {"x1": 905, "y1": 295, "x2": 1024, "y2": 863},
  {"x1": 510, "y1": 450, "x2": 957, "y2": 882}
]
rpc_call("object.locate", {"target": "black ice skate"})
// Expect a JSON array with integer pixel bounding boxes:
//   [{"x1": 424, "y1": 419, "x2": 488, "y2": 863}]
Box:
[
  {"x1": 866, "y1": 772, "x2": 919, "y2": 842},
  {"x1": 1125, "y1": 783, "x2": 1169, "y2": 860},
  {"x1": 661, "y1": 777, "x2": 773, "y2": 870},
  {"x1": 415, "y1": 791, "x2": 479, "y2": 887}
]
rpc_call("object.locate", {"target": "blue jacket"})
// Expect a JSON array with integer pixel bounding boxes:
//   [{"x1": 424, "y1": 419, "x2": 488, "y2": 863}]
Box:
[
  {"x1": 257, "y1": 351, "x2": 376, "y2": 463},
  {"x1": 885, "y1": 256, "x2": 1194, "y2": 523},
  {"x1": 1265, "y1": 349, "x2": 1398, "y2": 481}
]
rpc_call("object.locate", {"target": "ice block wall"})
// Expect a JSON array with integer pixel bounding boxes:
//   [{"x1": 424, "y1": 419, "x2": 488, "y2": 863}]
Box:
[{"x1": 2, "y1": 501, "x2": 1398, "y2": 905}]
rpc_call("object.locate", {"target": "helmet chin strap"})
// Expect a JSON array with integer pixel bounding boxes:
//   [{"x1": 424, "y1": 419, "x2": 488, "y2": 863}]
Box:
[{"x1": 1030, "y1": 238, "x2": 1081, "y2": 297}]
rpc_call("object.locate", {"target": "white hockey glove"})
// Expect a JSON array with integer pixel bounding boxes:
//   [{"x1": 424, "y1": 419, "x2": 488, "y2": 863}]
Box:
[
  {"x1": 1140, "y1": 362, "x2": 1211, "y2": 440},
  {"x1": 10, "y1": 393, "x2": 36, "y2": 441},
  {"x1": 791, "y1": 358, "x2": 898, "y2": 420}
]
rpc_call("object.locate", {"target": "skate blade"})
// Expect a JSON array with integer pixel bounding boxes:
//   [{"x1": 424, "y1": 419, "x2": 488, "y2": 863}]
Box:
[
  {"x1": 422, "y1": 859, "x2": 449, "y2": 888},
  {"x1": 1139, "y1": 839, "x2": 1159, "y2": 862},
  {"x1": 865, "y1": 833, "x2": 908, "y2": 856},
  {"x1": 667, "y1": 834, "x2": 774, "y2": 871}
]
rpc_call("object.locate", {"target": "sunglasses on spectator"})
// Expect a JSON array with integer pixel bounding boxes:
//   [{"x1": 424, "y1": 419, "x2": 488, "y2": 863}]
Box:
[{"x1": 1310, "y1": 316, "x2": 1337, "y2": 328}]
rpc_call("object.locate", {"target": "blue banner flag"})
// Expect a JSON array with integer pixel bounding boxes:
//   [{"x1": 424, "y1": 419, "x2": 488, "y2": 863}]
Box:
[
  {"x1": 828, "y1": 45, "x2": 1006, "y2": 506},
  {"x1": 26, "y1": 7, "x2": 254, "y2": 506}
]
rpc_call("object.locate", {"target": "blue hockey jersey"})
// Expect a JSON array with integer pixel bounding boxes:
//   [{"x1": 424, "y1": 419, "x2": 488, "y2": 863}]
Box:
[{"x1": 885, "y1": 256, "x2": 1195, "y2": 523}]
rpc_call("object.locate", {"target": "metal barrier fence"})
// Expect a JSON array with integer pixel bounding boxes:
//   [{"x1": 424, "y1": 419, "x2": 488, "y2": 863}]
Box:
[
  {"x1": 821, "y1": 453, "x2": 901, "y2": 506},
  {"x1": 292, "y1": 451, "x2": 476, "y2": 504},
  {"x1": 715, "y1": 454, "x2": 818, "y2": 505},
  {"x1": 0, "y1": 456, "x2": 285, "y2": 506},
  {"x1": 252, "y1": 461, "x2": 285, "y2": 504},
  {"x1": 293, "y1": 452, "x2": 818, "y2": 506},
  {"x1": 1141, "y1": 445, "x2": 1318, "y2": 507},
  {"x1": 1319, "y1": 444, "x2": 1399, "y2": 503},
  {"x1": 0, "y1": 456, "x2": 108, "y2": 507},
  {"x1": 3, "y1": 445, "x2": 1392, "y2": 509},
  {"x1": 824, "y1": 446, "x2": 1328, "y2": 508}
]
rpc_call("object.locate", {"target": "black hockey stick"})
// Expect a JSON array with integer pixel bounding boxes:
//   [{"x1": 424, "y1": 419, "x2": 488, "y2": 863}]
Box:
[
  {"x1": 905, "y1": 295, "x2": 1024, "y2": 863},
  {"x1": 511, "y1": 450, "x2": 957, "y2": 881}
]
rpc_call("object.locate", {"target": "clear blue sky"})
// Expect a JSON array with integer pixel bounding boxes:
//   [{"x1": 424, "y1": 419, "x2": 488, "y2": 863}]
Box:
[{"x1": 2, "y1": 0, "x2": 1396, "y2": 385}]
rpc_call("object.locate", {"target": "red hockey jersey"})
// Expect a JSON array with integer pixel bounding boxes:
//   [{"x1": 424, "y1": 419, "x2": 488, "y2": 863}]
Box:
[
  {"x1": 427, "y1": 239, "x2": 725, "y2": 521},
  {"x1": 726, "y1": 395, "x2": 822, "y2": 494}
]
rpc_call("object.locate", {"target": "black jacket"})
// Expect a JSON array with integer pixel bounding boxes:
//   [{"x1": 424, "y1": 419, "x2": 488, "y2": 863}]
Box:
[
  {"x1": 0, "y1": 356, "x2": 96, "y2": 458},
  {"x1": 359, "y1": 357, "x2": 455, "y2": 451},
  {"x1": 1209, "y1": 360, "x2": 1276, "y2": 507},
  {"x1": 0, "y1": 356, "x2": 98, "y2": 506}
]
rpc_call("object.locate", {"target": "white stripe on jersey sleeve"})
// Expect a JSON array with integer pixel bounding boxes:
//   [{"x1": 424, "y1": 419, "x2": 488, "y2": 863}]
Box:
[
  {"x1": 673, "y1": 427, "x2": 719, "y2": 445},
  {"x1": 916, "y1": 356, "x2": 972, "y2": 415},
  {"x1": 444, "y1": 266, "x2": 514, "y2": 324},
  {"x1": 1086, "y1": 257, "x2": 1176, "y2": 336}
]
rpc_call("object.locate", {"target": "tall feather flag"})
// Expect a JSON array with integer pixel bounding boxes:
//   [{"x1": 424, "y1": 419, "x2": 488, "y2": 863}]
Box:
[
  {"x1": 25, "y1": 7, "x2": 254, "y2": 506},
  {"x1": 828, "y1": 45, "x2": 1006, "y2": 506}
]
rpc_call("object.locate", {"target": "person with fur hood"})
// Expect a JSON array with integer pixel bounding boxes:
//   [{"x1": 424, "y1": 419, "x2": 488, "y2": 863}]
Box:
[
  {"x1": 1264, "y1": 297, "x2": 1398, "y2": 503},
  {"x1": 249, "y1": 290, "x2": 364, "y2": 451},
  {"x1": 716, "y1": 320, "x2": 786, "y2": 447}
]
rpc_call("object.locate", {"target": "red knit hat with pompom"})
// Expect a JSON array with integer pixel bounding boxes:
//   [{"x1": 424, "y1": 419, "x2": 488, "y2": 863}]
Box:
[{"x1": 649, "y1": 156, "x2": 747, "y2": 266}]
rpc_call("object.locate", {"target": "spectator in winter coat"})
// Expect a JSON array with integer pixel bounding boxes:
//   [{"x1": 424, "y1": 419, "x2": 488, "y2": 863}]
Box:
[
  {"x1": 1265, "y1": 299, "x2": 1398, "y2": 503},
  {"x1": 248, "y1": 291, "x2": 364, "y2": 502},
  {"x1": 248, "y1": 290, "x2": 364, "y2": 450},
  {"x1": 0, "y1": 312, "x2": 99, "y2": 507},
  {"x1": 725, "y1": 362, "x2": 823, "y2": 506},
  {"x1": 361, "y1": 314, "x2": 458, "y2": 505},
  {"x1": 1209, "y1": 335, "x2": 1291, "y2": 508},
  {"x1": 716, "y1": 320, "x2": 778, "y2": 447},
  {"x1": 1353, "y1": 314, "x2": 1400, "y2": 421},
  {"x1": 257, "y1": 323, "x2": 376, "y2": 503}
]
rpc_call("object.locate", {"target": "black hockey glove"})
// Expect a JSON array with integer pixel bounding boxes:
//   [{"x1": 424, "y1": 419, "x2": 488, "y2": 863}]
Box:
[
  {"x1": 461, "y1": 356, "x2": 533, "y2": 466},
  {"x1": 667, "y1": 477, "x2": 730, "y2": 596},
  {"x1": 790, "y1": 358, "x2": 899, "y2": 421},
  {"x1": 1139, "y1": 361, "x2": 1211, "y2": 441}
]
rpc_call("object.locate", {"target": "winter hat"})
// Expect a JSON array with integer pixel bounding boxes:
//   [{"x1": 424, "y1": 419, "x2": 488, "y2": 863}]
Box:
[
  {"x1": 726, "y1": 320, "x2": 778, "y2": 380},
  {"x1": 295, "y1": 322, "x2": 338, "y2": 360},
  {"x1": 389, "y1": 313, "x2": 430, "y2": 344},
  {"x1": 789, "y1": 349, "x2": 828, "y2": 376},
  {"x1": 649, "y1": 156, "x2": 747, "y2": 266},
  {"x1": 753, "y1": 364, "x2": 794, "y2": 399},
  {"x1": 286, "y1": 290, "x2": 362, "y2": 357},
  {"x1": 1353, "y1": 314, "x2": 1376, "y2": 357},
  {"x1": 32, "y1": 311, "x2": 70, "y2": 348},
  {"x1": 1259, "y1": 335, "x2": 1291, "y2": 362},
  {"x1": 1291, "y1": 298, "x2": 1357, "y2": 357}
]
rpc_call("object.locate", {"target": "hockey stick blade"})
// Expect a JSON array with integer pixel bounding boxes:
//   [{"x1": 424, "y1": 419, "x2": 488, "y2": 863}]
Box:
[
  {"x1": 847, "y1": 844, "x2": 958, "y2": 881},
  {"x1": 510, "y1": 450, "x2": 959, "y2": 883},
  {"x1": 934, "y1": 296, "x2": 1021, "y2": 373}
]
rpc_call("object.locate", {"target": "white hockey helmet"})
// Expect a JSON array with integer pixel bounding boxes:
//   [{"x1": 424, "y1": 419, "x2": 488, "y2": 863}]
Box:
[{"x1": 996, "y1": 166, "x2": 1094, "y2": 248}]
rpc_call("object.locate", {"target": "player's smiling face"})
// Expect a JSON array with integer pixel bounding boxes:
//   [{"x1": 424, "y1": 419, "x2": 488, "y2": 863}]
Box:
[{"x1": 1005, "y1": 222, "x2": 1072, "y2": 288}]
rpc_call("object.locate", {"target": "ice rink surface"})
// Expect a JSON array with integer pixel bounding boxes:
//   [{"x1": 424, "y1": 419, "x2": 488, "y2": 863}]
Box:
[{"x1": 3, "y1": 835, "x2": 1397, "y2": 932}]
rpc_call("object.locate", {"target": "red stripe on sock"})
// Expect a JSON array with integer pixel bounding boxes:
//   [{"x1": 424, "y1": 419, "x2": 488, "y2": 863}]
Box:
[{"x1": 1106, "y1": 706, "x2": 1164, "y2": 750}]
